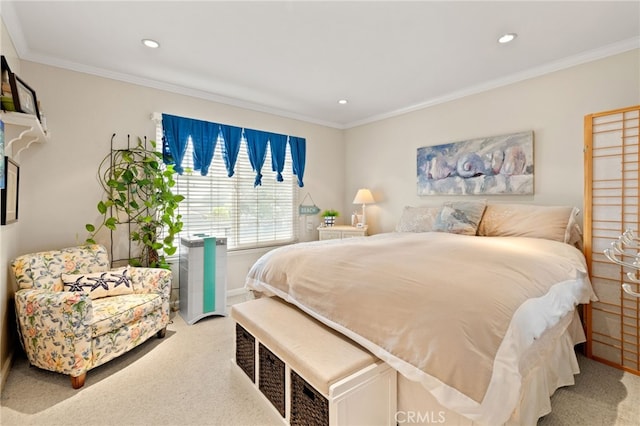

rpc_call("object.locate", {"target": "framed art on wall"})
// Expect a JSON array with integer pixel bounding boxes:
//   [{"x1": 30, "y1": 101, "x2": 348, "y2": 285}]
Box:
[
  {"x1": 9, "y1": 73, "x2": 40, "y2": 119},
  {"x1": 1, "y1": 156, "x2": 19, "y2": 225},
  {"x1": 0, "y1": 120, "x2": 4, "y2": 189},
  {"x1": 417, "y1": 130, "x2": 534, "y2": 196}
]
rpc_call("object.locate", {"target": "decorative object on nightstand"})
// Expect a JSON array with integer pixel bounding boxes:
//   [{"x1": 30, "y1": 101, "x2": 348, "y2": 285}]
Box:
[
  {"x1": 321, "y1": 209, "x2": 339, "y2": 227},
  {"x1": 352, "y1": 188, "x2": 375, "y2": 226},
  {"x1": 317, "y1": 225, "x2": 368, "y2": 240}
]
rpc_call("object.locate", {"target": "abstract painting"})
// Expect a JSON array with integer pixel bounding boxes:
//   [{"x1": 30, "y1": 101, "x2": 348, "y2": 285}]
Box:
[{"x1": 417, "y1": 130, "x2": 533, "y2": 195}]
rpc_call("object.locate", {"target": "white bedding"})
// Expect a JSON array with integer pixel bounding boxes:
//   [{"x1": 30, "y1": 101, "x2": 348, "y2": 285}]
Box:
[
  {"x1": 245, "y1": 232, "x2": 596, "y2": 424},
  {"x1": 398, "y1": 310, "x2": 586, "y2": 425}
]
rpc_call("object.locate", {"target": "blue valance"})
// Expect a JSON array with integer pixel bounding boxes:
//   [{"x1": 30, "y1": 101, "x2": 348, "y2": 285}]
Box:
[
  {"x1": 162, "y1": 114, "x2": 219, "y2": 176},
  {"x1": 162, "y1": 114, "x2": 190, "y2": 174},
  {"x1": 161, "y1": 113, "x2": 306, "y2": 187},
  {"x1": 269, "y1": 133, "x2": 288, "y2": 182},
  {"x1": 219, "y1": 124, "x2": 242, "y2": 177},
  {"x1": 191, "y1": 120, "x2": 219, "y2": 176},
  {"x1": 289, "y1": 136, "x2": 306, "y2": 187},
  {"x1": 244, "y1": 129, "x2": 270, "y2": 187}
]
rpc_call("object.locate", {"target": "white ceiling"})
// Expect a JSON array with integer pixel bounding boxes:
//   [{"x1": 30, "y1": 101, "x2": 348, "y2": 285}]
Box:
[{"x1": 2, "y1": 1, "x2": 639, "y2": 129}]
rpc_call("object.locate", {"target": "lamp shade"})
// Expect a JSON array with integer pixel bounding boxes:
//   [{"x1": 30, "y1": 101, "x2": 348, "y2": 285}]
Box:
[{"x1": 353, "y1": 188, "x2": 375, "y2": 205}]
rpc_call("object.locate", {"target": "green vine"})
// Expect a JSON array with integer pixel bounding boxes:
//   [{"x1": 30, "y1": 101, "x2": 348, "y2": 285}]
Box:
[{"x1": 85, "y1": 137, "x2": 184, "y2": 269}]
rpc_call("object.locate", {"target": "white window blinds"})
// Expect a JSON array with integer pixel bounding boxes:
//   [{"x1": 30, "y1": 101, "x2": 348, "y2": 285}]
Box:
[{"x1": 156, "y1": 124, "x2": 298, "y2": 251}]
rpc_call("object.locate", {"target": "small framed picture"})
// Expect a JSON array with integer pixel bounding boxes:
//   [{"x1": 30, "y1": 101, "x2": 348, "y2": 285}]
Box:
[
  {"x1": 0, "y1": 121, "x2": 4, "y2": 189},
  {"x1": 1, "y1": 156, "x2": 19, "y2": 225},
  {"x1": 9, "y1": 73, "x2": 40, "y2": 120}
]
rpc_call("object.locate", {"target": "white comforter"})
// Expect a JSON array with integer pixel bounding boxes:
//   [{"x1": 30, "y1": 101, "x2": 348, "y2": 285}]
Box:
[{"x1": 245, "y1": 232, "x2": 596, "y2": 425}]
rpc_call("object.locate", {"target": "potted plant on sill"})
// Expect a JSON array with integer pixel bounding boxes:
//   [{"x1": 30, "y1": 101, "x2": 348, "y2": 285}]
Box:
[
  {"x1": 85, "y1": 136, "x2": 184, "y2": 269},
  {"x1": 321, "y1": 209, "x2": 339, "y2": 227}
]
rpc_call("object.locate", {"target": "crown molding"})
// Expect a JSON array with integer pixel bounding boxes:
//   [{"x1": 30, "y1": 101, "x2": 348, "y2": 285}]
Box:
[
  {"x1": 3, "y1": 0, "x2": 638, "y2": 131},
  {"x1": 18, "y1": 53, "x2": 346, "y2": 129},
  {"x1": 344, "y1": 37, "x2": 640, "y2": 129}
]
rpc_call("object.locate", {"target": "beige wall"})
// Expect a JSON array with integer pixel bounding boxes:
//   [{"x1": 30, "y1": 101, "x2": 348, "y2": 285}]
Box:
[
  {"x1": 344, "y1": 50, "x2": 640, "y2": 235},
  {"x1": 1, "y1": 16, "x2": 22, "y2": 391},
  {"x1": 17, "y1": 62, "x2": 344, "y2": 257}
]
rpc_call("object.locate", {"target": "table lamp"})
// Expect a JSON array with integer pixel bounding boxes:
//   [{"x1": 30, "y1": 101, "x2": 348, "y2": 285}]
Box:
[{"x1": 352, "y1": 188, "x2": 375, "y2": 226}]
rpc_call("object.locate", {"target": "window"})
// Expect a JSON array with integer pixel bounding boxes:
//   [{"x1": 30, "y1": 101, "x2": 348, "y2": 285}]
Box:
[{"x1": 156, "y1": 125, "x2": 299, "y2": 251}]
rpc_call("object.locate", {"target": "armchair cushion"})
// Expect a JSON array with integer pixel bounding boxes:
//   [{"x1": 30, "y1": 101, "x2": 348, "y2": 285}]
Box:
[
  {"x1": 62, "y1": 266, "x2": 134, "y2": 299},
  {"x1": 90, "y1": 293, "x2": 162, "y2": 337}
]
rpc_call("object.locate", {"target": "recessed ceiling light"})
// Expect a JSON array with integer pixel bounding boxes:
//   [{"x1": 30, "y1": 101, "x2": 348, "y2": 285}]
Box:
[
  {"x1": 338, "y1": 99, "x2": 348, "y2": 105},
  {"x1": 142, "y1": 38, "x2": 160, "y2": 49},
  {"x1": 498, "y1": 33, "x2": 517, "y2": 44}
]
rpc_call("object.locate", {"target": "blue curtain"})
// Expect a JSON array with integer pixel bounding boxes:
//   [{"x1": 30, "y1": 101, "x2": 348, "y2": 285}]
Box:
[
  {"x1": 219, "y1": 124, "x2": 242, "y2": 177},
  {"x1": 269, "y1": 133, "x2": 288, "y2": 182},
  {"x1": 244, "y1": 129, "x2": 270, "y2": 187},
  {"x1": 289, "y1": 136, "x2": 306, "y2": 187},
  {"x1": 191, "y1": 120, "x2": 219, "y2": 176},
  {"x1": 162, "y1": 114, "x2": 191, "y2": 174}
]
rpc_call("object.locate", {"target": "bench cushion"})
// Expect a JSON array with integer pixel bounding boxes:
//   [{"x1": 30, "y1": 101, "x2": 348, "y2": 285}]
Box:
[{"x1": 231, "y1": 297, "x2": 377, "y2": 395}]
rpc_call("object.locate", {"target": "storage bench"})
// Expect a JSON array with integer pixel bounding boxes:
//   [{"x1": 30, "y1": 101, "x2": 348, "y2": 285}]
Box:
[{"x1": 231, "y1": 297, "x2": 397, "y2": 426}]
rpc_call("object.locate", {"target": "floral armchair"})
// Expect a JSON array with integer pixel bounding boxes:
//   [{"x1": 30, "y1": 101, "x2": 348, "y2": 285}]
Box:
[{"x1": 11, "y1": 244, "x2": 171, "y2": 388}]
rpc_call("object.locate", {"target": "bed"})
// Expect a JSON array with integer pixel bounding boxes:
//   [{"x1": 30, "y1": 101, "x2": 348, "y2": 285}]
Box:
[{"x1": 245, "y1": 201, "x2": 597, "y2": 425}]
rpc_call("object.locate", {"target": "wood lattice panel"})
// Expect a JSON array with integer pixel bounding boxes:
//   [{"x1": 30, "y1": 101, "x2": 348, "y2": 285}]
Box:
[{"x1": 584, "y1": 105, "x2": 640, "y2": 374}]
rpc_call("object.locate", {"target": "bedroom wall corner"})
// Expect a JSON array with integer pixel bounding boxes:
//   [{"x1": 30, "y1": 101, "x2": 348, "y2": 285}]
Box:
[
  {"x1": 0, "y1": 14, "x2": 21, "y2": 393},
  {"x1": 344, "y1": 49, "x2": 640, "y2": 235}
]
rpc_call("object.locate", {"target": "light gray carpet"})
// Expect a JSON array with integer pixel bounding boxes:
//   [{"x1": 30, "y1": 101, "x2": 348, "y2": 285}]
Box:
[
  {"x1": 1, "y1": 312, "x2": 281, "y2": 426},
  {"x1": 537, "y1": 350, "x2": 640, "y2": 426},
  {"x1": 1, "y1": 311, "x2": 639, "y2": 426}
]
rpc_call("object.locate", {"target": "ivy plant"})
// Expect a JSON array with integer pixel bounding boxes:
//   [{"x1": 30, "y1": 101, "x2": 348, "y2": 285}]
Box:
[{"x1": 85, "y1": 137, "x2": 184, "y2": 269}]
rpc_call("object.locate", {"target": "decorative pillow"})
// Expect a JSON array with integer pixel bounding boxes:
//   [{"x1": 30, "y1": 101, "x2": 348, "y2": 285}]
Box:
[
  {"x1": 477, "y1": 204, "x2": 579, "y2": 244},
  {"x1": 432, "y1": 200, "x2": 487, "y2": 235},
  {"x1": 395, "y1": 206, "x2": 440, "y2": 232},
  {"x1": 62, "y1": 266, "x2": 133, "y2": 299}
]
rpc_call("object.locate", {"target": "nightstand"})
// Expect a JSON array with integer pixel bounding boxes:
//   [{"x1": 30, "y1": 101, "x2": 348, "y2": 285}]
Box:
[{"x1": 317, "y1": 225, "x2": 368, "y2": 240}]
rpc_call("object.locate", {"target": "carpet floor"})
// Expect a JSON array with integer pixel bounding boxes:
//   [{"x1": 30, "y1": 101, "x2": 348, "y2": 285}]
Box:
[{"x1": 1, "y1": 311, "x2": 639, "y2": 426}]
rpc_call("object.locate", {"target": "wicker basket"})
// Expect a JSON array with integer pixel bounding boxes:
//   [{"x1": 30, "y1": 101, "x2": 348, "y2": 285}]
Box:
[
  {"x1": 290, "y1": 370, "x2": 329, "y2": 426},
  {"x1": 235, "y1": 324, "x2": 255, "y2": 382},
  {"x1": 259, "y1": 343, "x2": 286, "y2": 417}
]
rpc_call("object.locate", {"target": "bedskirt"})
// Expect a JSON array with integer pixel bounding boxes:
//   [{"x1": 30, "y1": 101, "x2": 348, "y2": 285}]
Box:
[{"x1": 396, "y1": 310, "x2": 584, "y2": 425}]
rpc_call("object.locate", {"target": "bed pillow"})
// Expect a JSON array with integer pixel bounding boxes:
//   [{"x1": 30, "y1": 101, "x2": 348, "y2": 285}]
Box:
[
  {"x1": 566, "y1": 209, "x2": 583, "y2": 249},
  {"x1": 477, "y1": 204, "x2": 579, "y2": 244},
  {"x1": 395, "y1": 206, "x2": 440, "y2": 232},
  {"x1": 62, "y1": 266, "x2": 133, "y2": 299},
  {"x1": 432, "y1": 200, "x2": 487, "y2": 235}
]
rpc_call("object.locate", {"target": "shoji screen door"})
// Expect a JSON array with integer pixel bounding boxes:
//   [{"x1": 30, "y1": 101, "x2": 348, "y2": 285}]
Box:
[{"x1": 584, "y1": 105, "x2": 640, "y2": 374}]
